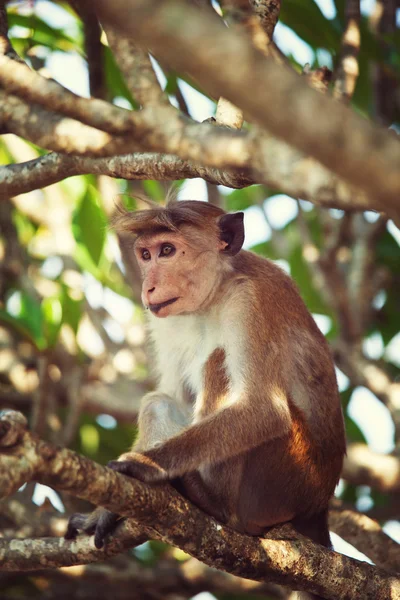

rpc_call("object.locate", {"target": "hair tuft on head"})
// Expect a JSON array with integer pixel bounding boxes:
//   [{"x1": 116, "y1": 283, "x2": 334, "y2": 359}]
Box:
[
  {"x1": 111, "y1": 194, "x2": 226, "y2": 239},
  {"x1": 165, "y1": 186, "x2": 180, "y2": 206}
]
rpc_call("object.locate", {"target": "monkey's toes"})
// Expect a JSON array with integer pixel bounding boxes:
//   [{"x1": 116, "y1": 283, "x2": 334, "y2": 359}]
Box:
[
  {"x1": 65, "y1": 513, "x2": 94, "y2": 540},
  {"x1": 64, "y1": 509, "x2": 121, "y2": 549},
  {"x1": 93, "y1": 510, "x2": 121, "y2": 548}
]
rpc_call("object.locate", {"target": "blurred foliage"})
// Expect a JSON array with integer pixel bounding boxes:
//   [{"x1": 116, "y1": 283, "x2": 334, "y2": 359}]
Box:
[{"x1": 1, "y1": 0, "x2": 400, "y2": 598}]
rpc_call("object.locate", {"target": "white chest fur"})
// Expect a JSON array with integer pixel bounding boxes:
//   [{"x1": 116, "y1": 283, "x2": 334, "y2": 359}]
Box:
[{"x1": 148, "y1": 307, "x2": 246, "y2": 412}]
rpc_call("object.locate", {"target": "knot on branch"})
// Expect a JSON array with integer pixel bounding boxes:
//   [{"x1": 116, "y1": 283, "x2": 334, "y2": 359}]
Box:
[{"x1": 0, "y1": 410, "x2": 28, "y2": 448}]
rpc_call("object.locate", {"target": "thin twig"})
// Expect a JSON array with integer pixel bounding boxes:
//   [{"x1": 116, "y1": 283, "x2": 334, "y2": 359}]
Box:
[
  {"x1": 0, "y1": 1, "x2": 22, "y2": 60},
  {"x1": 0, "y1": 151, "x2": 253, "y2": 197},
  {"x1": 69, "y1": 1, "x2": 106, "y2": 99}
]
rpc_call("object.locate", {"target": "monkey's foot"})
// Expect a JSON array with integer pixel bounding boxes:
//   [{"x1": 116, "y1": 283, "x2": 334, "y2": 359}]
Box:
[{"x1": 65, "y1": 508, "x2": 122, "y2": 549}]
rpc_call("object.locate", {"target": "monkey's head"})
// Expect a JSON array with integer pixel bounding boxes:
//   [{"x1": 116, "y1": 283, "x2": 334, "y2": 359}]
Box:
[{"x1": 114, "y1": 200, "x2": 245, "y2": 317}]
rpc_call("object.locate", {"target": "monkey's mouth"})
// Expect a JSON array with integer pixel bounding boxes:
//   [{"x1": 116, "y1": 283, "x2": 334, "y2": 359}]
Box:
[{"x1": 148, "y1": 297, "x2": 179, "y2": 314}]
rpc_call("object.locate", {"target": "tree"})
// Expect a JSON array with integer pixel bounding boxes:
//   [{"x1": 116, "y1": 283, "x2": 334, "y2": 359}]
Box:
[{"x1": 0, "y1": 0, "x2": 399, "y2": 598}]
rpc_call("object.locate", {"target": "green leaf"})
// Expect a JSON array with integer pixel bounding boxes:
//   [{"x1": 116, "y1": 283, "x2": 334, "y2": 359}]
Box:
[
  {"x1": 225, "y1": 186, "x2": 268, "y2": 212},
  {"x1": 41, "y1": 297, "x2": 62, "y2": 347},
  {"x1": 72, "y1": 188, "x2": 107, "y2": 266},
  {"x1": 142, "y1": 180, "x2": 165, "y2": 202},
  {"x1": 340, "y1": 386, "x2": 354, "y2": 410},
  {"x1": 8, "y1": 12, "x2": 79, "y2": 53},
  {"x1": 288, "y1": 245, "x2": 329, "y2": 315},
  {"x1": 250, "y1": 240, "x2": 279, "y2": 260},
  {"x1": 345, "y1": 414, "x2": 367, "y2": 444},
  {"x1": 61, "y1": 286, "x2": 82, "y2": 334},
  {"x1": 280, "y1": 0, "x2": 340, "y2": 52},
  {"x1": 1, "y1": 291, "x2": 46, "y2": 349},
  {"x1": 104, "y1": 46, "x2": 138, "y2": 108}
]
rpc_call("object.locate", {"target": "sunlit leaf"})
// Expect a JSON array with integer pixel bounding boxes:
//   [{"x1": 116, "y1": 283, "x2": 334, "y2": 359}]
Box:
[
  {"x1": 142, "y1": 180, "x2": 165, "y2": 202},
  {"x1": 345, "y1": 414, "x2": 367, "y2": 444},
  {"x1": 72, "y1": 188, "x2": 107, "y2": 266},
  {"x1": 280, "y1": 0, "x2": 340, "y2": 52},
  {"x1": 0, "y1": 292, "x2": 46, "y2": 349},
  {"x1": 8, "y1": 12, "x2": 80, "y2": 53},
  {"x1": 104, "y1": 46, "x2": 138, "y2": 108},
  {"x1": 42, "y1": 297, "x2": 63, "y2": 347},
  {"x1": 61, "y1": 286, "x2": 82, "y2": 334}
]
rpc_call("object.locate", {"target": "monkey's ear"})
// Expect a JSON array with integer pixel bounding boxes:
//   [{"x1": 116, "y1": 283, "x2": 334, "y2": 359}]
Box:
[{"x1": 218, "y1": 212, "x2": 245, "y2": 256}]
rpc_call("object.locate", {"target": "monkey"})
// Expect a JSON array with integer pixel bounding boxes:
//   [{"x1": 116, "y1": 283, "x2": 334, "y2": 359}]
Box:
[{"x1": 66, "y1": 198, "x2": 346, "y2": 600}]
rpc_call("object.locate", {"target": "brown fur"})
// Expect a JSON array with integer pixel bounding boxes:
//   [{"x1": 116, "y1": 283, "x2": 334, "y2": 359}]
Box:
[{"x1": 67, "y1": 199, "x2": 346, "y2": 600}]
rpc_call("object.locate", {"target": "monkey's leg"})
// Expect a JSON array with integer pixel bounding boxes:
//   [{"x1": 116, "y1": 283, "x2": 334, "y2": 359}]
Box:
[{"x1": 65, "y1": 393, "x2": 190, "y2": 548}]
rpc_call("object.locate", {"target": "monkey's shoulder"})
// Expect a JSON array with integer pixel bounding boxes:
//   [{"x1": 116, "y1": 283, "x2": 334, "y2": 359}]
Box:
[{"x1": 232, "y1": 251, "x2": 312, "y2": 319}]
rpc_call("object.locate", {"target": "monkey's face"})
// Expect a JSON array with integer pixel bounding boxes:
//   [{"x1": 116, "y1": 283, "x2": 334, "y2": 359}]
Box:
[{"x1": 135, "y1": 229, "x2": 227, "y2": 318}]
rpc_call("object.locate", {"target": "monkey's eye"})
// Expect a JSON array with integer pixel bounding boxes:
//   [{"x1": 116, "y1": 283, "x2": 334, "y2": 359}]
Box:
[
  {"x1": 159, "y1": 243, "x2": 175, "y2": 258},
  {"x1": 141, "y1": 249, "x2": 151, "y2": 261}
]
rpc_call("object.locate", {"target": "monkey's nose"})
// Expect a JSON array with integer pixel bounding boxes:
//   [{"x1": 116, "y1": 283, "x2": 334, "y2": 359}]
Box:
[{"x1": 148, "y1": 287, "x2": 155, "y2": 294}]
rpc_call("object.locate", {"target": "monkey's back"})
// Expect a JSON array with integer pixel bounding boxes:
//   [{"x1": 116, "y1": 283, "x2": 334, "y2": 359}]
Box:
[{"x1": 181, "y1": 250, "x2": 345, "y2": 538}]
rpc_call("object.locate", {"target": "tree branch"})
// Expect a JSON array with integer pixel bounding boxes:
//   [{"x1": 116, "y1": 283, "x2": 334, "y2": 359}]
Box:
[
  {"x1": 250, "y1": 0, "x2": 282, "y2": 41},
  {"x1": 0, "y1": 152, "x2": 253, "y2": 197},
  {"x1": 0, "y1": 56, "x2": 136, "y2": 135},
  {"x1": 92, "y1": 0, "x2": 400, "y2": 221},
  {"x1": 333, "y1": 0, "x2": 361, "y2": 101},
  {"x1": 0, "y1": 519, "x2": 148, "y2": 570},
  {"x1": 0, "y1": 410, "x2": 399, "y2": 599},
  {"x1": 103, "y1": 24, "x2": 168, "y2": 107},
  {"x1": 0, "y1": 1, "x2": 22, "y2": 61},
  {"x1": 333, "y1": 345, "x2": 400, "y2": 436},
  {"x1": 329, "y1": 504, "x2": 400, "y2": 573},
  {"x1": 68, "y1": 1, "x2": 106, "y2": 99},
  {"x1": 0, "y1": 92, "x2": 141, "y2": 157},
  {"x1": 342, "y1": 443, "x2": 400, "y2": 493}
]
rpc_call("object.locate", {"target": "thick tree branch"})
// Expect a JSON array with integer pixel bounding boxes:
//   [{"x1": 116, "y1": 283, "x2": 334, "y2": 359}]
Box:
[
  {"x1": 0, "y1": 56, "x2": 137, "y2": 135},
  {"x1": 0, "y1": 92, "x2": 141, "y2": 157},
  {"x1": 0, "y1": 410, "x2": 399, "y2": 599},
  {"x1": 329, "y1": 505, "x2": 400, "y2": 573},
  {"x1": 0, "y1": 90, "x2": 255, "y2": 165},
  {"x1": 0, "y1": 143, "x2": 386, "y2": 224},
  {"x1": 93, "y1": 0, "x2": 400, "y2": 221},
  {"x1": 1, "y1": 47, "x2": 399, "y2": 221}
]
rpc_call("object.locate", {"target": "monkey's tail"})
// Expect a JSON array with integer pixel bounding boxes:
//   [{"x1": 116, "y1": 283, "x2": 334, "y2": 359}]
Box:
[{"x1": 290, "y1": 510, "x2": 331, "y2": 600}]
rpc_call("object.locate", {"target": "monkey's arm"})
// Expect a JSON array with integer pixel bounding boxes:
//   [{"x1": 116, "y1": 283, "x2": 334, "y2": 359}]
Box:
[{"x1": 109, "y1": 397, "x2": 292, "y2": 483}]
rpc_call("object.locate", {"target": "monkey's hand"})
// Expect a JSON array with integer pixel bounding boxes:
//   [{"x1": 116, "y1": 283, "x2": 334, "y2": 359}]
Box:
[
  {"x1": 64, "y1": 453, "x2": 166, "y2": 548},
  {"x1": 107, "y1": 451, "x2": 168, "y2": 483},
  {"x1": 65, "y1": 507, "x2": 122, "y2": 549}
]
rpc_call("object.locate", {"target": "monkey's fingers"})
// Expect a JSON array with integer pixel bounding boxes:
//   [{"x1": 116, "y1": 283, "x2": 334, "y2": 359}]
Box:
[
  {"x1": 107, "y1": 457, "x2": 165, "y2": 483},
  {"x1": 107, "y1": 459, "x2": 142, "y2": 478}
]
